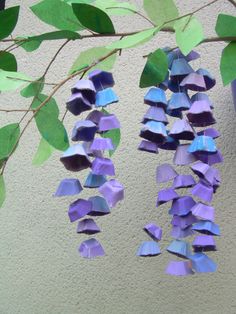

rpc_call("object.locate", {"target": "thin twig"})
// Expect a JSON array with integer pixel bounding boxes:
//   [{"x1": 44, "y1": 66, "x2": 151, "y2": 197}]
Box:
[{"x1": 0, "y1": 109, "x2": 35, "y2": 113}]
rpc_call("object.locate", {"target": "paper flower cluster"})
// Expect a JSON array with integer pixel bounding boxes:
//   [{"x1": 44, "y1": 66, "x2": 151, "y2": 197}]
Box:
[
  {"x1": 138, "y1": 49, "x2": 222, "y2": 276},
  {"x1": 55, "y1": 70, "x2": 124, "y2": 258}
]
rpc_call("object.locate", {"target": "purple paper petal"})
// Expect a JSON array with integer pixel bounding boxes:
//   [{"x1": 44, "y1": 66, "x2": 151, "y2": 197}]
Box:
[
  {"x1": 140, "y1": 121, "x2": 167, "y2": 144},
  {"x1": 171, "y1": 213, "x2": 198, "y2": 229},
  {"x1": 71, "y1": 79, "x2": 96, "y2": 103},
  {"x1": 171, "y1": 225, "x2": 195, "y2": 238},
  {"x1": 192, "y1": 235, "x2": 216, "y2": 252},
  {"x1": 66, "y1": 92, "x2": 92, "y2": 116},
  {"x1": 98, "y1": 114, "x2": 120, "y2": 132},
  {"x1": 90, "y1": 138, "x2": 114, "y2": 151},
  {"x1": 180, "y1": 73, "x2": 206, "y2": 91},
  {"x1": 167, "y1": 239, "x2": 191, "y2": 258},
  {"x1": 165, "y1": 260, "x2": 194, "y2": 276},
  {"x1": 172, "y1": 174, "x2": 196, "y2": 189},
  {"x1": 92, "y1": 157, "x2": 115, "y2": 176},
  {"x1": 68, "y1": 198, "x2": 92, "y2": 222},
  {"x1": 71, "y1": 120, "x2": 97, "y2": 142},
  {"x1": 99, "y1": 179, "x2": 124, "y2": 208},
  {"x1": 187, "y1": 100, "x2": 216, "y2": 127},
  {"x1": 144, "y1": 87, "x2": 167, "y2": 108},
  {"x1": 88, "y1": 70, "x2": 114, "y2": 91},
  {"x1": 60, "y1": 144, "x2": 91, "y2": 172},
  {"x1": 79, "y1": 238, "x2": 105, "y2": 259},
  {"x1": 191, "y1": 203, "x2": 215, "y2": 221},
  {"x1": 144, "y1": 223, "x2": 162, "y2": 241},
  {"x1": 191, "y1": 181, "x2": 214, "y2": 203},
  {"x1": 77, "y1": 218, "x2": 101, "y2": 234},
  {"x1": 142, "y1": 106, "x2": 168, "y2": 124},
  {"x1": 170, "y1": 196, "x2": 196, "y2": 216},
  {"x1": 88, "y1": 196, "x2": 110, "y2": 216},
  {"x1": 190, "y1": 253, "x2": 217, "y2": 273},
  {"x1": 138, "y1": 140, "x2": 159, "y2": 154},
  {"x1": 156, "y1": 163, "x2": 178, "y2": 183},
  {"x1": 173, "y1": 144, "x2": 197, "y2": 165},
  {"x1": 54, "y1": 178, "x2": 83, "y2": 197},
  {"x1": 156, "y1": 188, "x2": 179, "y2": 207},
  {"x1": 137, "y1": 241, "x2": 161, "y2": 256}
]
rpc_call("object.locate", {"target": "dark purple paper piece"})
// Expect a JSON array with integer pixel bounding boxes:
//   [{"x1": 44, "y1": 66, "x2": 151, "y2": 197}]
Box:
[
  {"x1": 60, "y1": 144, "x2": 91, "y2": 172},
  {"x1": 68, "y1": 198, "x2": 92, "y2": 222},
  {"x1": 138, "y1": 140, "x2": 159, "y2": 154},
  {"x1": 77, "y1": 218, "x2": 101, "y2": 234},
  {"x1": 79, "y1": 238, "x2": 105, "y2": 259}
]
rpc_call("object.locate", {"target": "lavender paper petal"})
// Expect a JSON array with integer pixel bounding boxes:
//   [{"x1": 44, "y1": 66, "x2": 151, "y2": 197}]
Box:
[
  {"x1": 54, "y1": 179, "x2": 83, "y2": 197},
  {"x1": 171, "y1": 226, "x2": 194, "y2": 238},
  {"x1": 138, "y1": 140, "x2": 159, "y2": 154},
  {"x1": 197, "y1": 128, "x2": 220, "y2": 139},
  {"x1": 191, "y1": 202, "x2": 215, "y2": 221},
  {"x1": 231, "y1": 79, "x2": 236, "y2": 111},
  {"x1": 180, "y1": 73, "x2": 206, "y2": 91},
  {"x1": 144, "y1": 223, "x2": 162, "y2": 241},
  {"x1": 68, "y1": 198, "x2": 92, "y2": 222},
  {"x1": 90, "y1": 138, "x2": 114, "y2": 151},
  {"x1": 79, "y1": 238, "x2": 105, "y2": 259},
  {"x1": 169, "y1": 119, "x2": 194, "y2": 140},
  {"x1": 171, "y1": 213, "x2": 198, "y2": 229},
  {"x1": 187, "y1": 100, "x2": 216, "y2": 127},
  {"x1": 173, "y1": 144, "x2": 197, "y2": 165},
  {"x1": 172, "y1": 174, "x2": 196, "y2": 189},
  {"x1": 60, "y1": 144, "x2": 91, "y2": 172},
  {"x1": 77, "y1": 218, "x2": 101, "y2": 234},
  {"x1": 156, "y1": 188, "x2": 179, "y2": 207},
  {"x1": 170, "y1": 196, "x2": 196, "y2": 216},
  {"x1": 92, "y1": 157, "x2": 115, "y2": 176},
  {"x1": 165, "y1": 260, "x2": 194, "y2": 276},
  {"x1": 167, "y1": 239, "x2": 191, "y2": 258},
  {"x1": 191, "y1": 181, "x2": 214, "y2": 203},
  {"x1": 86, "y1": 110, "x2": 104, "y2": 125},
  {"x1": 194, "y1": 150, "x2": 223, "y2": 166},
  {"x1": 98, "y1": 114, "x2": 120, "y2": 132},
  {"x1": 191, "y1": 92, "x2": 214, "y2": 108},
  {"x1": 156, "y1": 163, "x2": 178, "y2": 183},
  {"x1": 190, "y1": 253, "x2": 217, "y2": 273},
  {"x1": 192, "y1": 235, "x2": 216, "y2": 252},
  {"x1": 136, "y1": 241, "x2": 161, "y2": 256},
  {"x1": 99, "y1": 179, "x2": 124, "y2": 208}
]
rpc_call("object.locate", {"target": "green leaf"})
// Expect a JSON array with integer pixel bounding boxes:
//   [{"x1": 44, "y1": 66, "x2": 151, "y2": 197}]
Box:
[
  {"x1": 143, "y1": 0, "x2": 178, "y2": 27},
  {"x1": 0, "y1": 175, "x2": 6, "y2": 208},
  {"x1": 139, "y1": 48, "x2": 168, "y2": 88},
  {"x1": 0, "y1": 70, "x2": 31, "y2": 91},
  {"x1": 18, "y1": 37, "x2": 42, "y2": 52},
  {"x1": 0, "y1": 51, "x2": 17, "y2": 72},
  {"x1": 95, "y1": 0, "x2": 137, "y2": 15},
  {"x1": 72, "y1": 3, "x2": 115, "y2": 34},
  {"x1": 174, "y1": 16, "x2": 204, "y2": 55},
  {"x1": 0, "y1": 6, "x2": 20, "y2": 40},
  {"x1": 101, "y1": 128, "x2": 120, "y2": 156},
  {"x1": 0, "y1": 123, "x2": 20, "y2": 159},
  {"x1": 18, "y1": 30, "x2": 81, "y2": 52},
  {"x1": 107, "y1": 27, "x2": 159, "y2": 49},
  {"x1": 220, "y1": 41, "x2": 236, "y2": 86},
  {"x1": 215, "y1": 14, "x2": 236, "y2": 37},
  {"x1": 31, "y1": 0, "x2": 84, "y2": 31},
  {"x1": 21, "y1": 78, "x2": 45, "y2": 98},
  {"x1": 69, "y1": 46, "x2": 116, "y2": 74},
  {"x1": 31, "y1": 94, "x2": 59, "y2": 118},
  {"x1": 32, "y1": 138, "x2": 54, "y2": 166},
  {"x1": 33, "y1": 95, "x2": 69, "y2": 151}
]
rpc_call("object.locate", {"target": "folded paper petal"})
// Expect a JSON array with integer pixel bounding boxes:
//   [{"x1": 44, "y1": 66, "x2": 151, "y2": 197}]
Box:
[
  {"x1": 196, "y1": 68, "x2": 216, "y2": 90},
  {"x1": 188, "y1": 135, "x2": 217, "y2": 154},
  {"x1": 165, "y1": 260, "x2": 194, "y2": 276},
  {"x1": 180, "y1": 73, "x2": 206, "y2": 91},
  {"x1": 66, "y1": 92, "x2": 92, "y2": 116},
  {"x1": 90, "y1": 138, "x2": 114, "y2": 151},
  {"x1": 79, "y1": 238, "x2": 105, "y2": 259},
  {"x1": 192, "y1": 235, "x2": 216, "y2": 252},
  {"x1": 169, "y1": 119, "x2": 194, "y2": 140},
  {"x1": 60, "y1": 144, "x2": 91, "y2": 172},
  {"x1": 190, "y1": 253, "x2": 217, "y2": 273},
  {"x1": 173, "y1": 144, "x2": 197, "y2": 165},
  {"x1": 140, "y1": 121, "x2": 167, "y2": 144},
  {"x1": 187, "y1": 100, "x2": 216, "y2": 127},
  {"x1": 172, "y1": 174, "x2": 196, "y2": 189},
  {"x1": 88, "y1": 196, "x2": 110, "y2": 216},
  {"x1": 144, "y1": 223, "x2": 162, "y2": 241},
  {"x1": 170, "y1": 196, "x2": 196, "y2": 216},
  {"x1": 99, "y1": 179, "x2": 124, "y2": 208},
  {"x1": 171, "y1": 213, "x2": 198, "y2": 229},
  {"x1": 77, "y1": 218, "x2": 101, "y2": 234},
  {"x1": 144, "y1": 87, "x2": 167, "y2": 108},
  {"x1": 98, "y1": 114, "x2": 120, "y2": 131},
  {"x1": 191, "y1": 203, "x2": 215, "y2": 221},
  {"x1": 136, "y1": 241, "x2": 161, "y2": 256},
  {"x1": 191, "y1": 92, "x2": 214, "y2": 108},
  {"x1": 95, "y1": 88, "x2": 119, "y2": 107},
  {"x1": 84, "y1": 172, "x2": 107, "y2": 188},
  {"x1": 71, "y1": 79, "x2": 96, "y2": 104},
  {"x1": 88, "y1": 70, "x2": 114, "y2": 91},
  {"x1": 54, "y1": 179, "x2": 83, "y2": 197},
  {"x1": 191, "y1": 181, "x2": 214, "y2": 203},
  {"x1": 192, "y1": 220, "x2": 220, "y2": 236},
  {"x1": 71, "y1": 120, "x2": 97, "y2": 142},
  {"x1": 138, "y1": 140, "x2": 159, "y2": 154},
  {"x1": 156, "y1": 163, "x2": 178, "y2": 183},
  {"x1": 68, "y1": 198, "x2": 92, "y2": 222},
  {"x1": 142, "y1": 106, "x2": 168, "y2": 124},
  {"x1": 171, "y1": 225, "x2": 195, "y2": 238},
  {"x1": 167, "y1": 240, "x2": 191, "y2": 258},
  {"x1": 168, "y1": 92, "x2": 191, "y2": 111},
  {"x1": 92, "y1": 157, "x2": 115, "y2": 176},
  {"x1": 156, "y1": 188, "x2": 179, "y2": 207},
  {"x1": 170, "y1": 58, "x2": 194, "y2": 81}
]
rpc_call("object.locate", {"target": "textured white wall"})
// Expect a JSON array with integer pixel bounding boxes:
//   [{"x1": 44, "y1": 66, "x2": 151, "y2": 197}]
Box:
[{"x1": 0, "y1": 1, "x2": 236, "y2": 313}]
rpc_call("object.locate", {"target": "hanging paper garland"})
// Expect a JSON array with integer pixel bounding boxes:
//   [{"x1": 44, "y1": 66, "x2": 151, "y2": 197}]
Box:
[
  {"x1": 55, "y1": 70, "x2": 124, "y2": 259},
  {"x1": 137, "y1": 49, "x2": 222, "y2": 276}
]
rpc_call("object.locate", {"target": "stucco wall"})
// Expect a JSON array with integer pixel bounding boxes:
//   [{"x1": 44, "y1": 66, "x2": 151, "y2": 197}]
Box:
[{"x1": 0, "y1": 1, "x2": 236, "y2": 313}]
